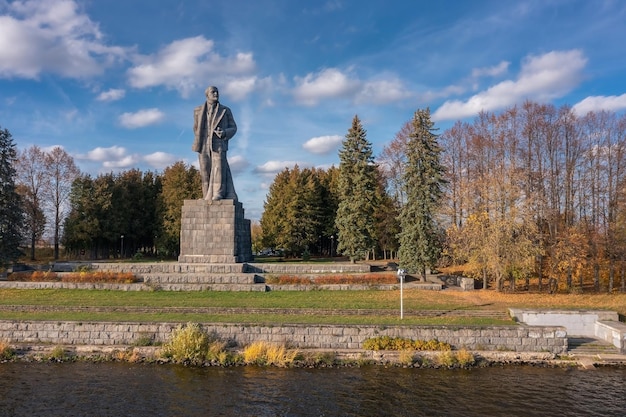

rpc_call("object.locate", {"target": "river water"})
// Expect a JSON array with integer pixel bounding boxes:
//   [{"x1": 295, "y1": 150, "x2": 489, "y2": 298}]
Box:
[{"x1": 0, "y1": 363, "x2": 624, "y2": 416}]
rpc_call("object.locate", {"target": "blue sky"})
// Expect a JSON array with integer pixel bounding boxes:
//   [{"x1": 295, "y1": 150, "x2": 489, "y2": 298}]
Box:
[{"x1": 2, "y1": 0, "x2": 626, "y2": 221}]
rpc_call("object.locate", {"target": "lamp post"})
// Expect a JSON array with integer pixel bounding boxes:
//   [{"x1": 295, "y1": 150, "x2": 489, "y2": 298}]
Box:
[
  {"x1": 120, "y1": 235, "x2": 124, "y2": 258},
  {"x1": 330, "y1": 235, "x2": 334, "y2": 257},
  {"x1": 397, "y1": 269, "x2": 406, "y2": 319}
]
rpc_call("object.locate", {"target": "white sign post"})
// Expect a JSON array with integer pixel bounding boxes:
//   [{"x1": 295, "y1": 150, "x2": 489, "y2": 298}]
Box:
[{"x1": 397, "y1": 269, "x2": 406, "y2": 320}]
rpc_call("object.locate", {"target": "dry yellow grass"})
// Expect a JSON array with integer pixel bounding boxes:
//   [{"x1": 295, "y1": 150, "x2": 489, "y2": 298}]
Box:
[
  {"x1": 0, "y1": 340, "x2": 15, "y2": 360},
  {"x1": 243, "y1": 341, "x2": 299, "y2": 366},
  {"x1": 432, "y1": 290, "x2": 626, "y2": 317}
]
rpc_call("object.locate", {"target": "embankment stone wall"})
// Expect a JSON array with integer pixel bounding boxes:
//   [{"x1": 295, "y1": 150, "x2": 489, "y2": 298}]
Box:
[{"x1": 0, "y1": 321, "x2": 568, "y2": 354}]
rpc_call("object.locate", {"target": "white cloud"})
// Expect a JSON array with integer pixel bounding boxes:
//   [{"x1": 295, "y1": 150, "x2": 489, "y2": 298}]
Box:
[
  {"x1": 0, "y1": 0, "x2": 127, "y2": 79},
  {"x1": 77, "y1": 145, "x2": 139, "y2": 170},
  {"x1": 119, "y1": 108, "x2": 165, "y2": 129},
  {"x1": 292, "y1": 67, "x2": 413, "y2": 106},
  {"x1": 254, "y1": 160, "x2": 303, "y2": 174},
  {"x1": 143, "y1": 152, "x2": 177, "y2": 169},
  {"x1": 223, "y1": 77, "x2": 257, "y2": 101},
  {"x1": 355, "y1": 78, "x2": 412, "y2": 104},
  {"x1": 302, "y1": 135, "x2": 343, "y2": 155},
  {"x1": 471, "y1": 61, "x2": 510, "y2": 78},
  {"x1": 228, "y1": 154, "x2": 250, "y2": 174},
  {"x1": 433, "y1": 50, "x2": 587, "y2": 121},
  {"x1": 292, "y1": 68, "x2": 360, "y2": 105},
  {"x1": 80, "y1": 146, "x2": 127, "y2": 162},
  {"x1": 96, "y1": 88, "x2": 125, "y2": 102},
  {"x1": 103, "y1": 155, "x2": 137, "y2": 169},
  {"x1": 573, "y1": 94, "x2": 626, "y2": 116},
  {"x1": 127, "y1": 36, "x2": 256, "y2": 98}
]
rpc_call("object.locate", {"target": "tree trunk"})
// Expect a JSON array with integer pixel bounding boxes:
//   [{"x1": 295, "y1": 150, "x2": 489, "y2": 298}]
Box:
[
  {"x1": 594, "y1": 263, "x2": 600, "y2": 292},
  {"x1": 525, "y1": 273, "x2": 529, "y2": 291},
  {"x1": 608, "y1": 262, "x2": 614, "y2": 293},
  {"x1": 538, "y1": 255, "x2": 543, "y2": 292},
  {"x1": 54, "y1": 211, "x2": 60, "y2": 260},
  {"x1": 621, "y1": 265, "x2": 625, "y2": 293},
  {"x1": 566, "y1": 266, "x2": 572, "y2": 290},
  {"x1": 30, "y1": 233, "x2": 36, "y2": 261},
  {"x1": 482, "y1": 268, "x2": 488, "y2": 290},
  {"x1": 579, "y1": 267, "x2": 584, "y2": 291}
]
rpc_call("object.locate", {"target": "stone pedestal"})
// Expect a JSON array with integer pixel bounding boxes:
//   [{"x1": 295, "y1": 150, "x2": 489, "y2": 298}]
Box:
[{"x1": 178, "y1": 199, "x2": 253, "y2": 263}]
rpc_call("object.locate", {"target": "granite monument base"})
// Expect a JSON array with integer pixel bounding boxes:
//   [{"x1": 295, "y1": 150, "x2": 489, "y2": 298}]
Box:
[{"x1": 178, "y1": 199, "x2": 253, "y2": 263}]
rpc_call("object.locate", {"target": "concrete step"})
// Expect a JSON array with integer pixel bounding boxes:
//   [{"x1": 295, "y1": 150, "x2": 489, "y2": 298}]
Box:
[
  {"x1": 244, "y1": 263, "x2": 371, "y2": 274},
  {"x1": 150, "y1": 283, "x2": 268, "y2": 292},
  {"x1": 142, "y1": 273, "x2": 263, "y2": 285},
  {"x1": 568, "y1": 337, "x2": 620, "y2": 354}
]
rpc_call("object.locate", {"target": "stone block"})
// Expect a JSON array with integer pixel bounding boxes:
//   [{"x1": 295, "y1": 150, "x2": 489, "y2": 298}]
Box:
[{"x1": 179, "y1": 199, "x2": 252, "y2": 264}]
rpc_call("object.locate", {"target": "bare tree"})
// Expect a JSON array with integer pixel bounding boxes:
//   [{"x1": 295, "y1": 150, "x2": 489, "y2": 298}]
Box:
[
  {"x1": 378, "y1": 121, "x2": 411, "y2": 206},
  {"x1": 44, "y1": 147, "x2": 80, "y2": 260},
  {"x1": 16, "y1": 146, "x2": 48, "y2": 260}
]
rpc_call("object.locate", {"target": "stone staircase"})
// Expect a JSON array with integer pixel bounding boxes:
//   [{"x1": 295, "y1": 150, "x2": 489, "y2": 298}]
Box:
[
  {"x1": 3, "y1": 261, "x2": 465, "y2": 292},
  {"x1": 567, "y1": 337, "x2": 621, "y2": 355},
  {"x1": 47, "y1": 261, "x2": 374, "y2": 292},
  {"x1": 141, "y1": 273, "x2": 265, "y2": 291}
]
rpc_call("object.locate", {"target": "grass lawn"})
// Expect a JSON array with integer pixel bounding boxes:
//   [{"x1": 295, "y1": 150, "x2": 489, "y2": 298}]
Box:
[{"x1": 0, "y1": 288, "x2": 624, "y2": 325}]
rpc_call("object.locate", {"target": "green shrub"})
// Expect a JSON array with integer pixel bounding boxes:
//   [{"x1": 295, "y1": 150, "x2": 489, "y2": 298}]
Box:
[
  {"x1": 0, "y1": 341, "x2": 15, "y2": 360},
  {"x1": 161, "y1": 323, "x2": 210, "y2": 365},
  {"x1": 133, "y1": 334, "x2": 156, "y2": 347},
  {"x1": 74, "y1": 264, "x2": 92, "y2": 273},
  {"x1": 48, "y1": 346, "x2": 71, "y2": 362}
]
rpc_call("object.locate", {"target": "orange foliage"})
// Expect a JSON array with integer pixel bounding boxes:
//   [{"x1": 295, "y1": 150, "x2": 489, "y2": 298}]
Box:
[{"x1": 8, "y1": 271, "x2": 138, "y2": 284}]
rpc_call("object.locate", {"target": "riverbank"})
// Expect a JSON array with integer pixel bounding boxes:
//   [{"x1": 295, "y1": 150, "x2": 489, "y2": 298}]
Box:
[
  {"x1": 2, "y1": 319, "x2": 625, "y2": 369},
  {"x1": 4, "y1": 343, "x2": 626, "y2": 370}
]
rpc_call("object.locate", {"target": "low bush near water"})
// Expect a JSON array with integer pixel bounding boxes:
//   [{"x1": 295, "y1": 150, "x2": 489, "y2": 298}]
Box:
[
  {"x1": 454, "y1": 349, "x2": 476, "y2": 367},
  {"x1": 0, "y1": 341, "x2": 16, "y2": 360},
  {"x1": 47, "y1": 346, "x2": 72, "y2": 362},
  {"x1": 242, "y1": 341, "x2": 300, "y2": 367},
  {"x1": 160, "y1": 322, "x2": 237, "y2": 366},
  {"x1": 433, "y1": 349, "x2": 476, "y2": 368},
  {"x1": 160, "y1": 322, "x2": 211, "y2": 365},
  {"x1": 363, "y1": 336, "x2": 452, "y2": 351}
]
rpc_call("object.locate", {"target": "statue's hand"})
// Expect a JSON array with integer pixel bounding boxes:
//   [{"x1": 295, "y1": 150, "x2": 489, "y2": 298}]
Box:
[{"x1": 214, "y1": 127, "x2": 223, "y2": 138}]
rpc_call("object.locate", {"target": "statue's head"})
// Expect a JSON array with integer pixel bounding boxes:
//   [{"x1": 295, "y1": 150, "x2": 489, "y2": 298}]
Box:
[{"x1": 205, "y1": 86, "x2": 219, "y2": 104}]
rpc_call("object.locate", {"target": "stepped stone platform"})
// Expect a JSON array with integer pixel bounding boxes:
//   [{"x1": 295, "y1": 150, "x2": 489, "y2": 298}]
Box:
[
  {"x1": 0, "y1": 261, "x2": 452, "y2": 292},
  {"x1": 0, "y1": 261, "x2": 389, "y2": 292}
]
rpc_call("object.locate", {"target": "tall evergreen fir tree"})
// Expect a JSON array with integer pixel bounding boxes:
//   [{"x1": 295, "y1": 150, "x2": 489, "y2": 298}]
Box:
[
  {"x1": 260, "y1": 168, "x2": 293, "y2": 252},
  {"x1": 0, "y1": 127, "x2": 25, "y2": 266},
  {"x1": 335, "y1": 115, "x2": 378, "y2": 262},
  {"x1": 398, "y1": 109, "x2": 447, "y2": 277}
]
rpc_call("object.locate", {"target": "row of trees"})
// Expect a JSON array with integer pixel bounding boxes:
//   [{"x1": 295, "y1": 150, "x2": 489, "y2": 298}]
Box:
[
  {"x1": 5, "y1": 99, "x2": 626, "y2": 292},
  {"x1": 433, "y1": 102, "x2": 626, "y2": 292},
  {"x1": 63, "y1": 162, "x2": 201, "y2": 259},
  {"x1": 260, "y1": 103, "x2": 626, "y2": 291},
  {"x1": 0, "y1": 127, "x2": 24, "y2": 266},
  {"x1": 15, "y1": 145, "x2": 80, "y2": 260},
  {"x1": 260, "y1": 111, "x2": 446, "y2": 279},
  {"x1": 0, "y1": 124, "x2": 203, "y2": 264}
]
